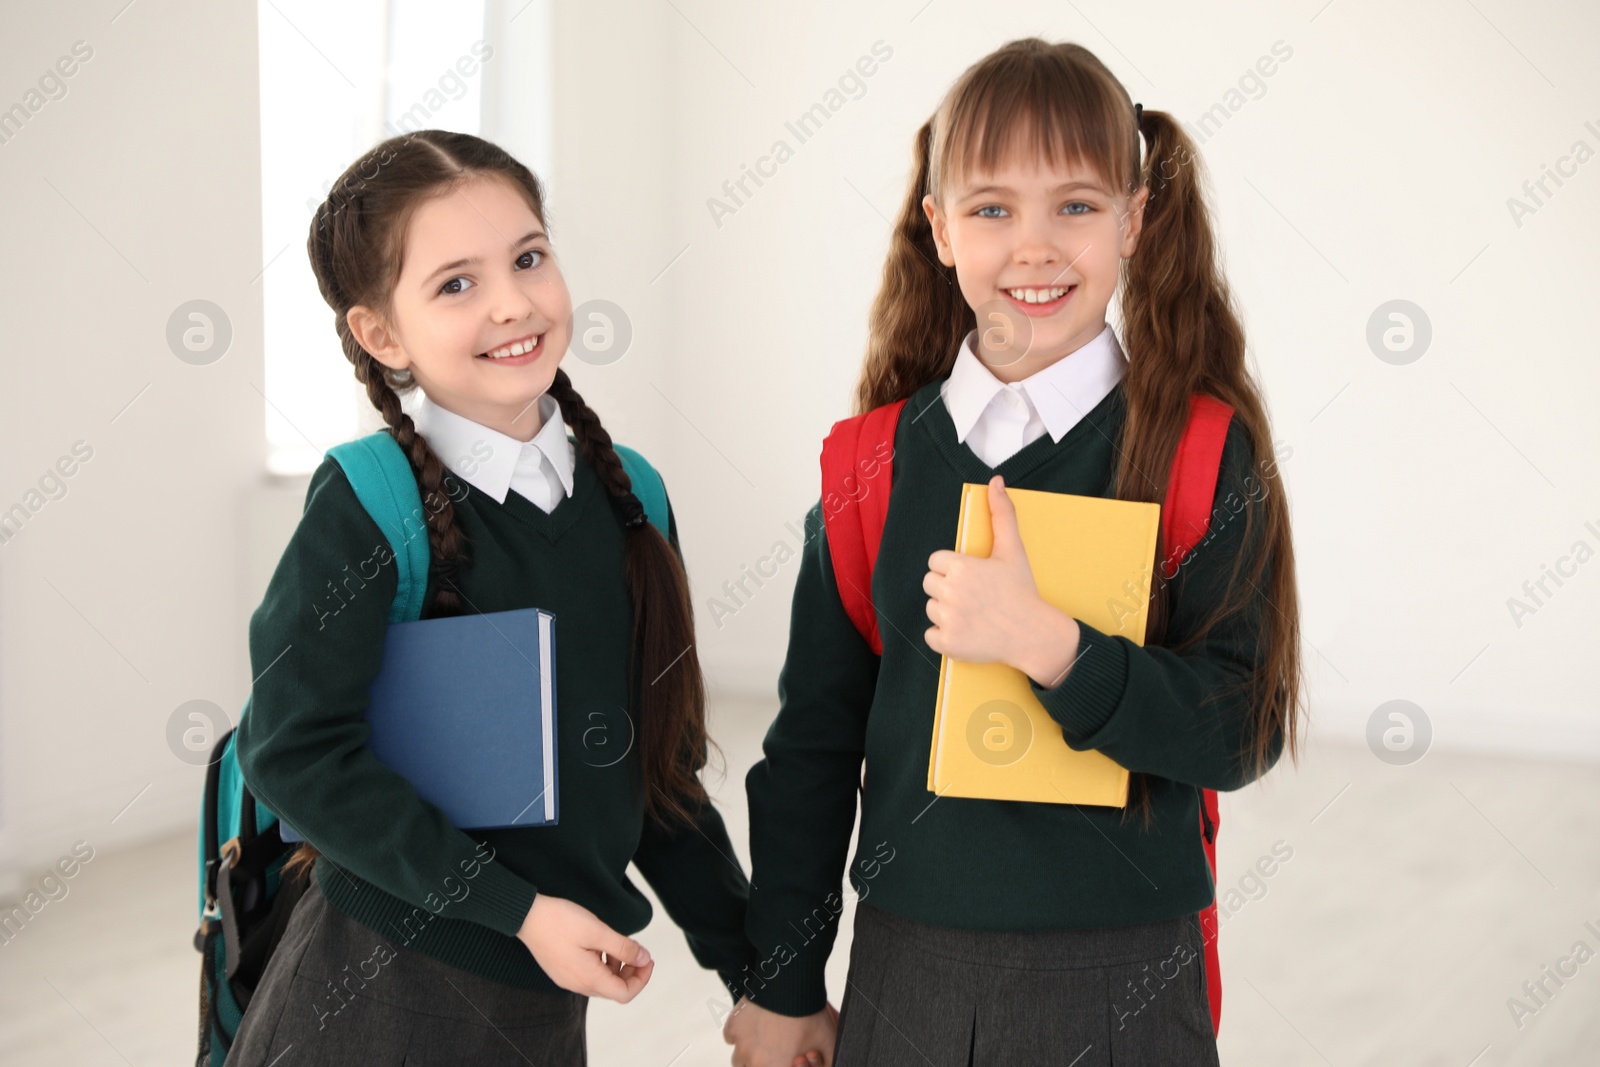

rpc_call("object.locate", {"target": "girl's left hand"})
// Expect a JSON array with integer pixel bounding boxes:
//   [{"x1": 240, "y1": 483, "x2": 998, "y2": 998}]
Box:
[{"x1": 923, "y1": 475, "x2": 1081, "y2": 688}]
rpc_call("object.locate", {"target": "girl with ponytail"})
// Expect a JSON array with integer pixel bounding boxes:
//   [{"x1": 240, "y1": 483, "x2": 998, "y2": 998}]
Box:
[
  {"x1": 731, "y1": 38, "x2": 1303, "y2": 1065},
  {"x1": 228, "y1": 130, "x2": 800, "y2": 1065}
]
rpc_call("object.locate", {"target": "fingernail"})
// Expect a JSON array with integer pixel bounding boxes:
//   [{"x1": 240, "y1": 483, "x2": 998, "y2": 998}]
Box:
[{"x1": 634, "y1": 945, "x2": 651, "y2": 966}]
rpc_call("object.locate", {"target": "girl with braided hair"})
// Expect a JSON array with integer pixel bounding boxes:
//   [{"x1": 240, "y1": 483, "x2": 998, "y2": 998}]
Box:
[{"x1": 227, "y1": 130, "x2": 805, "y2": 1065}]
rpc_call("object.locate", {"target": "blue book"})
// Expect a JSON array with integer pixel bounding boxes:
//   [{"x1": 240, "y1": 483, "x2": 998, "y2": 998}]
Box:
[{"x1": 279, "y1": 607, "x2": 558, "y2": 843}]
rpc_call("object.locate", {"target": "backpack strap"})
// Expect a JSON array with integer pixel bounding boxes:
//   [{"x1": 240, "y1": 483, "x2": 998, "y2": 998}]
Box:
[
  {"x1": 820, "y1": 392, "x2": 1236, "y2": 655},
  {"x1": 1159, "y1": 394, "x2": 1236, "y2": 579},
  {"x1": 327, "y1": 431, "x2": 431, "y2": 624},
  {"x1": 207, "y1": 433, "x2": 433, "y2": 940},
  {"x1": 310, "y1": 434, "x2": 671, "y2": 626},
  {"x1": 819, "y1": 398, "x2": 907, "y2": 655},
  {"x1": 1160, "y1": 392, "x2": 1236, "y2": 1040},
  {"x1": 612, "y1": 443, "x2": 670, "y2": 539}
]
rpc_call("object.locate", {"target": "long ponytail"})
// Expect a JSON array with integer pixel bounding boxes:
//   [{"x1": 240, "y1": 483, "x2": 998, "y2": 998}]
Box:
[
  {"x1": 855, "y1": 117, "x2": 971, "y2": 416},
  {"x1": 1116, "y1": 105, "x2": 1303, "y2": 805}
]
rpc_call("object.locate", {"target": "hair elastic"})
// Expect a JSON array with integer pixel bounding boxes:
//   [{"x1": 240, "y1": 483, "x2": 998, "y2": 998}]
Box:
[{"x1": 621, "y1": 494, "x2": 648, "y2": 530}]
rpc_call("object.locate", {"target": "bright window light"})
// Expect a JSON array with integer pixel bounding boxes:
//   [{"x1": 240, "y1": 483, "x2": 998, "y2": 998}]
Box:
[{"x1": 256, "y1": 0, "x2": 487, "y2": 475}]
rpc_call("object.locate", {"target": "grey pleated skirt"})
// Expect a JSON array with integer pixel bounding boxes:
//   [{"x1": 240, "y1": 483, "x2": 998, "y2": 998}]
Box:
[
  {"x1": 834, "y1": 902, "x2": 1218, "y2": 1067},
  {"x1": 223, "y1": 870, "x2": 587, "y2": 1066}
]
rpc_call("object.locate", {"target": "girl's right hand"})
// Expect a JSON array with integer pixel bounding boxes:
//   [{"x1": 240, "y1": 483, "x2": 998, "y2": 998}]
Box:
[{"x1": 515, "y1": 893, "x2": 654, "y2": 1003}]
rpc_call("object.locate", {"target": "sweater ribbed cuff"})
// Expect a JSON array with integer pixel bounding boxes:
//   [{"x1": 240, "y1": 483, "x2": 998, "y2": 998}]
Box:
[
  {"x1": 733, "y1": 915, "x2": 832, "y2": 1016},
  {"x1": 716, "y1": 968, "x2": 751, "y2": 1003},
  {"x1": 459, "y1": 859, "x2": 541, "y2": 938},
  {"x1": 1030, "y1": 620, "x2": 1128, "y2": 743},
  {"x1": 738, "y1": 956, "x2": 829, "y2": 1017}
]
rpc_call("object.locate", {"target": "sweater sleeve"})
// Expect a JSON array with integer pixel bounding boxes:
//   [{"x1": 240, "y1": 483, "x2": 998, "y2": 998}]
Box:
[
  {"x1": 741, "y1": 501, "x2": 879, "y2": 1017},
  {"x1": 1027, "y1": 419, "x2": 1285, "y2": 791},
  {"x1": 629, "y1": 490, "x2": 760, "y2": 999},
  {"x1": 632, "y1": 796, "x2": 757, "y2": 1000},
  {"x1": 235, "y1": 458, "x2": 539, "y2": 938}
]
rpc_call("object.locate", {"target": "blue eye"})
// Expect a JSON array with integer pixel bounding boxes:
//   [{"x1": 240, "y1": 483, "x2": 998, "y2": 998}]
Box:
[
  {"x1": 975, "y1": 205, "x2": 1008, "y2": 219},
  {"x1": 1063, "y1": 202, "x2": 1093, "y2": 216}
]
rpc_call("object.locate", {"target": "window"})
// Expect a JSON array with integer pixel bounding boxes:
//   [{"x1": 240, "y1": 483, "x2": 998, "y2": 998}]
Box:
[{"x1": 257, "y1": 0, "x2": 528, "y2": 474}]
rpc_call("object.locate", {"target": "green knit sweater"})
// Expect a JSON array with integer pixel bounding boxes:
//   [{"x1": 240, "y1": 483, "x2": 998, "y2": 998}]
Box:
[
  {"x1": 741, "y1": 378, "x2": 1283, "y2": 1016},
  {"x1": 237, "y1": 443, "x2": 756, "y2": 996}
]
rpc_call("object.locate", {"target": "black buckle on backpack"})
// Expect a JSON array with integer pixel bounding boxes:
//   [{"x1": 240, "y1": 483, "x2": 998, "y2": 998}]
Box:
[{"x1": 202, "y1": 838, "x2": 242, "y2": 913}]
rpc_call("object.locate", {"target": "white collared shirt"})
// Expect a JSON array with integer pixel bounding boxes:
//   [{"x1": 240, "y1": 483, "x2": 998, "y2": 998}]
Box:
[
  {"x1": 412, "y1": 391, "x2": 576, "y2": 513},
  {"x1": 939, "y1": 323, "x2": 1128, "y2": 467}
]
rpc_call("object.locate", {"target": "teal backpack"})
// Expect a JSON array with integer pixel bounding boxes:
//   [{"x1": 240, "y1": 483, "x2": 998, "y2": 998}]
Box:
[{"x1": 193, "y1": 429, "x2": 668, "y2": 1065}]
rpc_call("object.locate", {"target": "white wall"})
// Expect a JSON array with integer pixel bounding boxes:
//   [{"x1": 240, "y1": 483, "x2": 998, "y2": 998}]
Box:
[
  {"x1": 629, "y1": 0, "x2": 1600, "y2": 757},
  {"x1": 3, "y1": 0, "x2": 1595, "y2": 888},
  {"x1": 0, "y1": 1, "x2": 266, "y2": 888}
]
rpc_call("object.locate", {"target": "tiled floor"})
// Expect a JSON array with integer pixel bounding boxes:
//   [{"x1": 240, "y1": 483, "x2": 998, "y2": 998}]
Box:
[{"x1": 2, "y1": 695, "x2": 1597, "y2": 1065}]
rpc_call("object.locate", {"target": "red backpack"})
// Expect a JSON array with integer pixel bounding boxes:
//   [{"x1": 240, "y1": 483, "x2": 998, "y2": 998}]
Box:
[{"x1": 819, "y1": 391, "x2": 1234, "y2": 1037}]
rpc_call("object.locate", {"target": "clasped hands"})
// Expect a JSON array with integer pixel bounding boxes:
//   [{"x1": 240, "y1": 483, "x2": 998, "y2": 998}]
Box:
[
  {"x1": 719, "y1": 477, "x2": 1080, "y2": 1066},
  {"x1": 722, "y1": 996, "x2": 837, "y2": 1067}
]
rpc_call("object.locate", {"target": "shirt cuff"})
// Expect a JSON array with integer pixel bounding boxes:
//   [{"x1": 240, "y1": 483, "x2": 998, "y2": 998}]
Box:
[{"x1": 1028, "y1": 620, "x2": 1129, "y2": 744}]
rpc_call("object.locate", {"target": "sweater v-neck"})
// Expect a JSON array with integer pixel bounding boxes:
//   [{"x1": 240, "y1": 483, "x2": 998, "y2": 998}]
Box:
[
  {"x1": 491, "y1": 434, "x2": 599, "y2": 542},
  {"x1": 910, "y1": 375, "x2": 1127, "y2": 483}
]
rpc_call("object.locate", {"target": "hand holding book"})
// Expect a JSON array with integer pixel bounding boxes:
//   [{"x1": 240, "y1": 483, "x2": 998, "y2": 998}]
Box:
[
  {"x1": 924, "y1": 475, "x2": 1161, "y2": 807},
  {"x1": 923, "y1": 474, "x2": 1083, "y2": 688}
]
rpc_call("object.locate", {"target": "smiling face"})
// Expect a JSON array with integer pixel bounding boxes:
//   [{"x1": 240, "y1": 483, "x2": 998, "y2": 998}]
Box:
[
  {"x1": 346, "y1": 174, "x2": 573, "y2": 441},
  {"x1": 924, "y1": 144, "x2": 1147, "y2": 382}
]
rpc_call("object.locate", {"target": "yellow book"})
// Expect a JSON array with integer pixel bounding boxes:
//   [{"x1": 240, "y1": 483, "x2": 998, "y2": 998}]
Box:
[{"x1": 926, "y1": 484, "x2": 1161, "y2": 807}]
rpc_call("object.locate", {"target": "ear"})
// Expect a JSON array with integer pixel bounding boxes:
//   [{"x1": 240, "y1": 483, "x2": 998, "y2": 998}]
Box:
[
  {"x1": 346, "y1": 304, "x2": 408, "y2": 372},
  {"x1": 1119, "y1": 185, "x2": 1150, "y2": 260},
  {"x1": 922, "y1": 193, "x2": 955, "y2": 267}
]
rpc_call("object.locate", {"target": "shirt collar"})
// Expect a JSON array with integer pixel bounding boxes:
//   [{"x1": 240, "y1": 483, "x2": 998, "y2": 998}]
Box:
[
  {"x1": 412, "y1": 391, "x2": 575, "y2": 505},
  {"x1": 942, "y1": 323, "x2": 1128, "y2": 443}
]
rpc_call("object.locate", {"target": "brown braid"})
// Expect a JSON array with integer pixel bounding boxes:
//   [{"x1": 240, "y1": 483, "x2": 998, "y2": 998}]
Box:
[
  {"x1": 277, "y1": 131, "x2": 713, "y2": 883},
  {"x1": 346, "y1": 345, "x2": 472, "y2": 618},
  {"x1": 546, "y1": 367, "x2": 714, "y2": 827}
]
